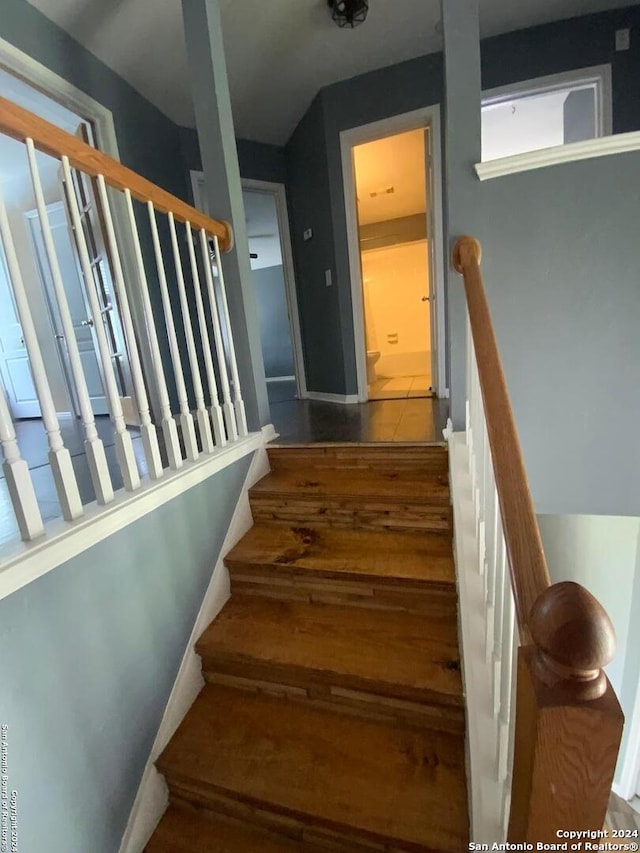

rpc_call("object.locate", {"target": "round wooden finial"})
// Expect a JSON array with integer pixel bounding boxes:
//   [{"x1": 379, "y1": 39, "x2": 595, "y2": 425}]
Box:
[
  {"x1": 452, "y1": 236, "x2": 482, "y2": 273},
  {"x1": 529, "y1": 581, "x2": 616, "y2": 700}
]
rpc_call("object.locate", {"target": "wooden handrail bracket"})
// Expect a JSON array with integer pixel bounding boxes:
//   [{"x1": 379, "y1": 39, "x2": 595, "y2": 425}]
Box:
[{"x1": 0, "y1": 96, "x2": 233, "y2": 252}]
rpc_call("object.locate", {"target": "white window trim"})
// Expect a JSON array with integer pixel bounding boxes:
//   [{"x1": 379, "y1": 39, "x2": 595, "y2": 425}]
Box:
[{"x1": 477, "y1": 65, "x2": 619, "y2": 181}]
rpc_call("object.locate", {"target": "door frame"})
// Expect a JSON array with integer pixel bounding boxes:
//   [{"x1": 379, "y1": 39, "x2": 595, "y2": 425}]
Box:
[
  {"x1": 191, "y1": 170, "x2": 307, "y2": 399},
  {"x1": 0, "y1": 36, "x2": 157, "y2": 422},
  {"x1": 340, "y1": 105, "x2": 447, "y2": 403}
]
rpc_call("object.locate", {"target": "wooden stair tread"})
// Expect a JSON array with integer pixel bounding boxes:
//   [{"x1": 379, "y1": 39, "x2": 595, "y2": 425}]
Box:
[
  {"x1": 197, "y1": 597, "x2": 463, "y2": 707},
  {"x1": 250, "y1": 467, "x2": 450, "y2": 504},
  {"x1": 226, "y1": 524, "x2": 455, "y2": 588},
  {"x1": 157, "y1": 685, "x2": 468, "y2": 852},
  {"x1": 146, "y1": 804, "x2": 308, "y2": 851}
]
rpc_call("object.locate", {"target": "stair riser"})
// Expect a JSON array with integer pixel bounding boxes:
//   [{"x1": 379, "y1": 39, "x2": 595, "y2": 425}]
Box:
[
  {"x1": 165, "y1": 778, "x2": 437, "y2": 852},
  {"x1": 227, "y1": 577, "x2": 458, "y2": 617},
  {"x1": 200, "y1": 668, "x2": 465, "y2": 735},
  {"x1": 267, "y1": 445, "x2": 448, "y2": 471},
  {"x1": 249, "y1": 497, "x2": 452, "y2": 535}
]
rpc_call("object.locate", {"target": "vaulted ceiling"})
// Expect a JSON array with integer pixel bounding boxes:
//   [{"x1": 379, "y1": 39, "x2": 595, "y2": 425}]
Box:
[{"x1": 25, "y1": 0, "x2": 640, "y2": 145}]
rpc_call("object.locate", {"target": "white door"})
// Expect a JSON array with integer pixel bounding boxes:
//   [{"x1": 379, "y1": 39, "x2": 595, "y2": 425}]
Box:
[
  {"x1": 27, "y1": 202, "x2": 110, "y2": 416},
  {"x1": 424, "y1": 126, "x2": 438, "y2": 393},
  {"x1": 0, "y1": 243, "x2": 41, "y2": 419}
]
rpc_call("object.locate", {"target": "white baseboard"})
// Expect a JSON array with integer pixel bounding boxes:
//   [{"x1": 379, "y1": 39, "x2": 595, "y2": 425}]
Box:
[
  {"x1": 265, "y1": 375, "x2": 295, "y2": 383},
  {"x1": 261, "y1": 423, "x2": 279, "y2": 444},
  {"x1": 118, "y1": 441, "x2": 271, "y2": 853},
  {"x1": 305, "y1": 391, "x2": 359, "y2": 405},
  {"x1": 449, "y1": 431, "x2": 503, "y2": 843}
]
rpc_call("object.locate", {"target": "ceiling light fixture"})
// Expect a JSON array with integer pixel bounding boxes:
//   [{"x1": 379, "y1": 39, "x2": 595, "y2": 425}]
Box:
[{"x1": 327, "y1": 0, "x2": 369, "y2": 28}]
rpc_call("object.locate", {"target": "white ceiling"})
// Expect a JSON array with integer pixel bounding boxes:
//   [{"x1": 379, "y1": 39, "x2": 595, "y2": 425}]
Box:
[
  {"x1": 24, "y1": 0, "x2": 640, "y2": 145},
  {"x1": 354, "y1": 129, "x2": 426, "y2": 225}
]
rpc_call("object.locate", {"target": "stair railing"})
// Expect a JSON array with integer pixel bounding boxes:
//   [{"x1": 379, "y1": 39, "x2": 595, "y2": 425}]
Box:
[
  {"x1": 0, "y1": 96, "x2": 249, "y2": 549},
  {"x1": 452, "y1": 236, "x2": 623, "y2": 841}
]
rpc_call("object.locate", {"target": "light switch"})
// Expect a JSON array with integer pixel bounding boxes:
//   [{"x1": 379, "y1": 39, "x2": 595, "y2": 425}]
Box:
[
  {"x1": 325, "y1": 269, "x2": 332, "y2": 287},
  {"x1": 303, "y1": 228, "x2": 313, "y2": 241}
]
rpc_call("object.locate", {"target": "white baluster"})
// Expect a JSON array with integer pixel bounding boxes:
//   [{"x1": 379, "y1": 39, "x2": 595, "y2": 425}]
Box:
[
  {"x1": 212, "y1": 235, "x2": 248, "y2": 437},
  {"x1": 61, "y1": 162, "x2": 140, "y2": 492},
  {"x1": 186, "y1": 226, "x2": 225, "y2": 447},
  {"x1": 199, "y1": 229, "x2": 234, "y2": 442},
  {"x1": 148, "y1": 203, "x2": 199, "y2": 461},
  {"x1": 485, "y1": 477, "x2": 498, "y2": 663},
  {"x1": 27, "y1": 142, "x2": 115, "y2": 506},
  {"x1": 0, "y1": 380, "x2": 44, "y2": 540},
  {"x1": 123, "y1": 190, "x2": 182, "y2": 470},
  {"x1": 94, "y1": 174, "x2": 163, "y2": 480},
  {"x1": 168, "y1": 214, "x2": 213, "y2": 454},
  {"x1": 492, "y1": 515, "x2": 506, "y2": 716},
  {"x1": 0, "y1": 188, "x2": 83, "y2": 521},
  {"x1": 498, "y1": 584, "x2": 516, "y2": 783}
]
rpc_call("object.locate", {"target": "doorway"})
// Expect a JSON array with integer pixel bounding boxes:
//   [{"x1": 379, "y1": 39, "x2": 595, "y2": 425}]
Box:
[
  {"x1": 190, "y1": 172, "x2": 306, "y2": 404},
  {"x1": 341, "y1": 107, "x2": 446, "y2": 403}
]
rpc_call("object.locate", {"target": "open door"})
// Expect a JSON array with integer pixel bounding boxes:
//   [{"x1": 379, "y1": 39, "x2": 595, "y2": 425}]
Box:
[{"x1": 60, "y1": 122, "x2": 137, "y2": 423}]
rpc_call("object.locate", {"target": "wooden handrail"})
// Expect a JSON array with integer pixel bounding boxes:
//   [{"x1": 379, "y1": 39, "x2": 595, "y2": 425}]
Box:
[
  {"x1": 0, "y1": 96, "x2": 232, "y2": 252},
  {"x1": 453, "y1": 236, "x2": 549, "y2": 639},
  {"x1": 454, "y1": 236, "x2": 623, "y2": 840}
]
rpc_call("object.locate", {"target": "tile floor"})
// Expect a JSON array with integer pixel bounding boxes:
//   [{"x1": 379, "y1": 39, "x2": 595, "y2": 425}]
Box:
[{"x1": 368, "y1": 373, "x2": 432, "y2": 401}]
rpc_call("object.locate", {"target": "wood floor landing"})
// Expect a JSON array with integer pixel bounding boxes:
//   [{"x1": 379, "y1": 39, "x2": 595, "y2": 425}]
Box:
[{"x1": 147, "y1": 443, "x2": 468, "y2": 852}]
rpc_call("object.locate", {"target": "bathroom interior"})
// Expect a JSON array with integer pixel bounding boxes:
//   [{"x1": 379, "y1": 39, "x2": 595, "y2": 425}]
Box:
[{"x1": 353, "y1": 128, "x2": 432, "y2": 401}]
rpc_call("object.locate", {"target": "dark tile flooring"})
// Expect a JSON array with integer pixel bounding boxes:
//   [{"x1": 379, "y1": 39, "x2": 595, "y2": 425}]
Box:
[{"x1": 269, "y1": 397, "x2": 449, "y2": 444}]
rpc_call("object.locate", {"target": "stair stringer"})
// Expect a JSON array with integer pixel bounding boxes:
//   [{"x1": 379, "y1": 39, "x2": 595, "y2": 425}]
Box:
[{"x1": 118, "y1": 440, "x2": 272, "y2": 853}]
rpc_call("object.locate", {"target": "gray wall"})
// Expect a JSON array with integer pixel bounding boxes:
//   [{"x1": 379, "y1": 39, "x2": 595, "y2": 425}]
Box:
[
  {"x1": 252, "y1": 264, "x2": 295, "y2": 377},
  {"x1": 563, "y1": 89, "x2": 596, "y2": 144},
  {"x1": 0, "y1": 455, "x2": 252, "y2": 853},
  {"x1": 285, "y1": 93, "x2": 348, "y2": 394},
  {"x1": 477, "y1": 151, "x2": 640, "y2": 518},
  {"x1": 179, "y1": 125, "x2": 287, "y2": 205},
  {"x1": 284, "y1": 4, "x2": 640, "y2": 400}
]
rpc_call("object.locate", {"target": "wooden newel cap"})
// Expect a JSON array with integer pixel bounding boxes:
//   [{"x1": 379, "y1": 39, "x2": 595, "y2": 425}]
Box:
[
  {"x1": 452, "y1": 236, "x2": 482, "y2": 273},
  {"x1": 529, "y1": 581, "x2": 616, "y2": 700}
]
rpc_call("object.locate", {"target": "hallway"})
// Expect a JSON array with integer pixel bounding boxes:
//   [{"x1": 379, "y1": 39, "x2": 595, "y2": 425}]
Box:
[{"x1": 269, "y1": 396, "x2": 448, "y2": 444}]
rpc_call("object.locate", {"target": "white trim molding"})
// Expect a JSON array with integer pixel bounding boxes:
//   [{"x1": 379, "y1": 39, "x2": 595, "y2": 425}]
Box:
[
  {"x1": 482, "y1": 64, "x2": 613, "y2": 139},
  {"x1": 118, "y1": 443, "x2": 271, "y2": 853},
  {"x1": 475, "y1": 130, "x2": 640, "y2": 181},
  {"x1": 340, "y1": 105, "x2": 447, "y2": 402},
  {"x1": 0, "y1": 433, "x2": 263, "y2": 604},
  {"x1": 305, "y1": 391, "x2": 359, "y2": 405}
]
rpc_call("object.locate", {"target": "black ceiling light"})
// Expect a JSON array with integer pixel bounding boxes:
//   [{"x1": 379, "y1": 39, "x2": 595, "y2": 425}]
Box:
[{"x1": 328, "y1": 0, "x2": 369, "y2": 28}]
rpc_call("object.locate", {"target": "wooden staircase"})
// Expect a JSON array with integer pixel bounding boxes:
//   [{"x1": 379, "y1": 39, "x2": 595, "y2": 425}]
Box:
[{"x1": 146, "y1": 444, "x2": 468, "y2": 852}]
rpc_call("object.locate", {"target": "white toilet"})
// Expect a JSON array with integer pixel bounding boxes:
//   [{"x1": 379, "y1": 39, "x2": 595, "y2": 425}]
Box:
[{"x1": 366, "y1": 350, "x2": 380, "y2": 385}]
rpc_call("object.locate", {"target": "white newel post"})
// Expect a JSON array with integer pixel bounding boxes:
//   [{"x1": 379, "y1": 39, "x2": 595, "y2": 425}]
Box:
[
  {"x1": 167, "y1": 213, "x2": 213, "y2": 454},
  {"x1": 200, "y1": 229, "x2": 234, "y2": 442},
  {"x1": 0, "y1": 380, "x2": 44, "y2": 541},
  {"x1": 123, "y1": 190, "x2": 183, "y2": 470},
  {"x1": 95, "y1": 175, "x2": 164, "y2": 480},
  {"x1": 186, "y1": 225, "x2": 225, "y2": 447},
  {"x1": 27, "y1": 143, "x2": 115, "y2": 506},
  {"x1": 0, "y1": 187, "x2": 83, "y2": 522},
  {"x1": 60, "y1": 157, "x2": 140, "y2": 493},
  {"x1": 213, "y1": 235, "x2": 248, "y2": 437},
  {"x1": 148, "y1": 203, "x2": 199, "y2": 461}
]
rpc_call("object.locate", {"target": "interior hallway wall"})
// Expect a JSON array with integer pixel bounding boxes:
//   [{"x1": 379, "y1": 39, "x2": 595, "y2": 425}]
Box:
[{"x1": 284, "y1": 4, "x2": 640, "y2": 402}]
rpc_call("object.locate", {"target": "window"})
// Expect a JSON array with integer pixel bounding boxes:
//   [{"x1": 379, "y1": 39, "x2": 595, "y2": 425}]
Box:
[{"x1": 481, "y1": 66, "x2": 612, "y2": 162}]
